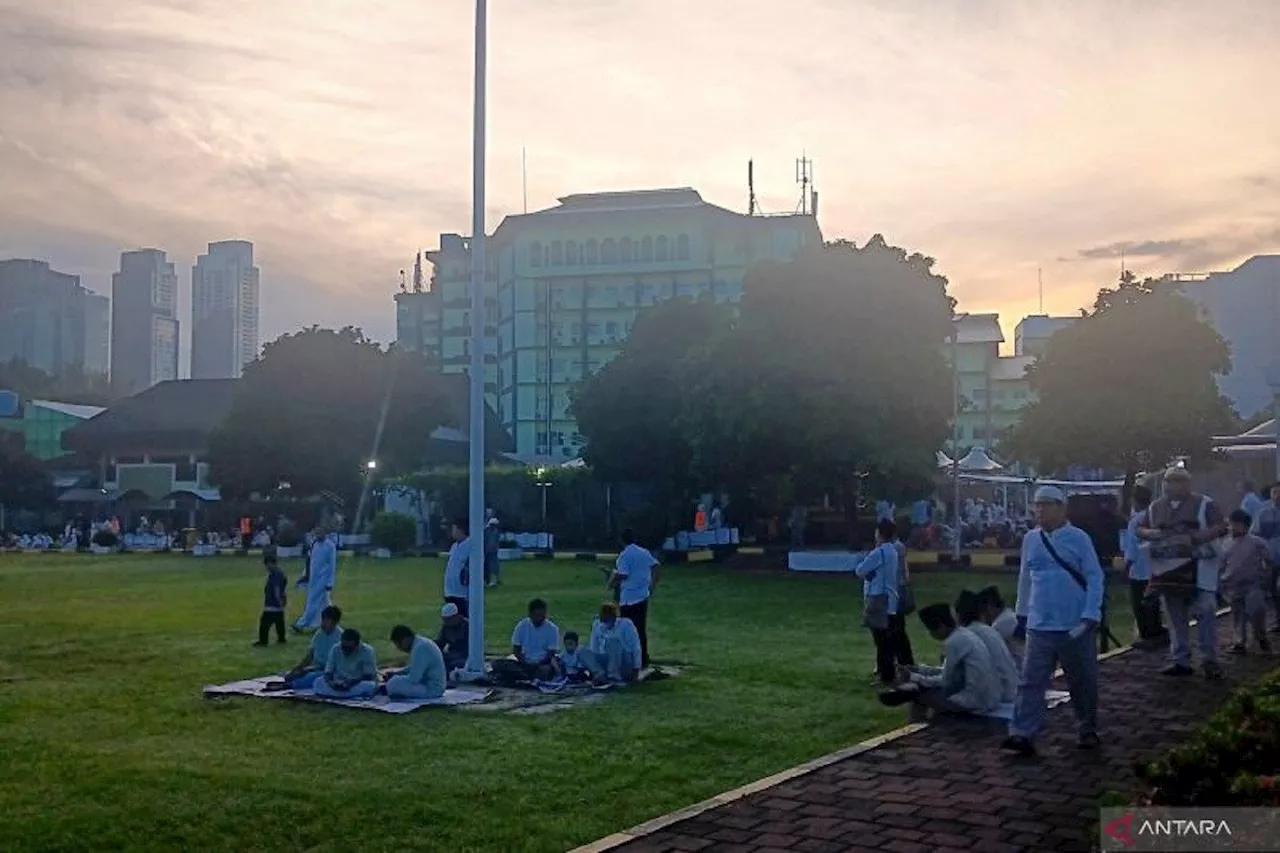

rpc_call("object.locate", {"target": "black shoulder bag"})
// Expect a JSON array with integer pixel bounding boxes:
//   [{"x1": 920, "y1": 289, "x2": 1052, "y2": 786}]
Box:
[{"x1": 1039, "y1": 530, "x2": 1087, "y2": 590}]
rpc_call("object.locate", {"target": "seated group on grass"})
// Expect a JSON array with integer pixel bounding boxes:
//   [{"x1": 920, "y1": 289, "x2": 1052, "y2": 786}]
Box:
[
  {"x1": 492, "y1": 597, "x2": 644, "y2": 686},
  {"x1": 282, "y1": 605, "x2": 448, "y2": 701},
  {"x1": 878, "y1": 587, "x2": 1021, "y2": 721}
]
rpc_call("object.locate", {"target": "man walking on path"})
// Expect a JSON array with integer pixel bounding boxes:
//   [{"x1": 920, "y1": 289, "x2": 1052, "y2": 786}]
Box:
[
  {"x1": 1002, "y1": 485, "x2": 1104, "y2": 757},
  {"x1": 1135, "y1": 467, "x2": 1227, "y2": 680}
]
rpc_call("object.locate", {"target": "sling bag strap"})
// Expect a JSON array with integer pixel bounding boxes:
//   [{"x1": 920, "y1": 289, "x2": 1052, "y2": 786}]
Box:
[{"x1": 1039, "y1": 530, "x2": 1088, "y2": 591}]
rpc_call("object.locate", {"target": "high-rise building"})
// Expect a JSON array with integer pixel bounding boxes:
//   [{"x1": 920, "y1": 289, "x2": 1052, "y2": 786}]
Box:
[
  {"x1": 111, "y1": 249, "x2": 179, "y2": 393},
  {"x1": 397, "y1": 187, "x2": 823, "y2": 459},
  {"x1": 1173, "y1": 255, "x2": 1280, "y2": 418},
  {"x1": 0, "y1": 258, "x2": 109, "y2": 377},
  {"x1": 191, "y1": 240, "x2": 261, "y2": 379}
]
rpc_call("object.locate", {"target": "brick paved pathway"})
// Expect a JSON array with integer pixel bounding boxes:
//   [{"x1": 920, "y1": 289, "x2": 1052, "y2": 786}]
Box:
[{"x1": 586, "y1": 615, "x2": 1278, "y2": 853}]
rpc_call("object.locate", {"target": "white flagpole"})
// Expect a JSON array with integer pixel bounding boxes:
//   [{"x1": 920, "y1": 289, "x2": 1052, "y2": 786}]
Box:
[{"x1": 464, "y1": 0, "x2": 488, "y2": 677}]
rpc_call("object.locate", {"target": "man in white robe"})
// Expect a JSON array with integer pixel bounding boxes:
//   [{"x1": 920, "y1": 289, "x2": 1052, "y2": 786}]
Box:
[{"x1": 293, "y1": 525, "x2": 337, "y2": 632}]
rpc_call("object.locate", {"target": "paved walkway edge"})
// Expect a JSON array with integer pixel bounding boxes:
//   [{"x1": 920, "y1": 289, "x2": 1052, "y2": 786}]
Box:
[{"x1": 567, "y1": 606, "x2": 1232, "y2": 853}]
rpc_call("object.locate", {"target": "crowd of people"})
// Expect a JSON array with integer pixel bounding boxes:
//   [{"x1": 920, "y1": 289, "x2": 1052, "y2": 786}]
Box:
[
  {"x1": 251, "y1": 515, "x2": 663, "y2": 696},
  {"x1": 861, "y1": 467, "x2": 1280, "y2": 757}
]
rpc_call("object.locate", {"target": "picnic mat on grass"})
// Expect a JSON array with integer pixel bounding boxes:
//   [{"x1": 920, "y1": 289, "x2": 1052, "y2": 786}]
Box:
[
  {"x1": 980, "y1": 689, "x2": 1072, "y2": 721},
  {"x1": 203, "y1": 676, "x2": 492, "y2": 714}
]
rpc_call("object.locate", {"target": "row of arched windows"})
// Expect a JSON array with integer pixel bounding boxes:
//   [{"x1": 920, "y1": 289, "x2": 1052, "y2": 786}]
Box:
[{"x1": 529, "y1": 234, "x2": 691, "y2": 268}]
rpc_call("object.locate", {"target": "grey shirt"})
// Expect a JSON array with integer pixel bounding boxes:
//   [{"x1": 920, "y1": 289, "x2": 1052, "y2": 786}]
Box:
[{"x1": 910, "y1": 626, "x2": 1002, "y2": 712}]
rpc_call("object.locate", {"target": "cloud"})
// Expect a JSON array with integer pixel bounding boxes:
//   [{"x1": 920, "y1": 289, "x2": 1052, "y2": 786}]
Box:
[{"x1": 2, "y1": 0, "x2": 1280, "y2": 361}]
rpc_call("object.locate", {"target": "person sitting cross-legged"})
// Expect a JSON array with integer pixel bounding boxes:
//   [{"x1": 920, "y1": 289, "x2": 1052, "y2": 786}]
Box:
[
  {"x1": 434, "y1": 602, "x2": 470, "y2": 671},
  {"x1": 879, "y1": 603, "x2": 1002, "y2": 722},
  {"x1": 580, "y1": 601, "x2": 643, "y2": 685},
  {"x1": 506, "y1": 598, "x2": 561, "y2": 681},
  {"x1": 283, "y1": 605, "x2": 343, "y2": 690},
  {"x1": 385, "y1": 624, "x2": 447, "y2": 701},
  {"x1": 313, "y1": 628, "x2": 378, "y2": 699}
]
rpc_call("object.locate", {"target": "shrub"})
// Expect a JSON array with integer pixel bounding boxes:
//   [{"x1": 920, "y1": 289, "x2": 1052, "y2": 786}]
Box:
[
  {"x1": 370, "y1": 511, "x2": 417, "y2": 554},
  {"x1": 92, "y1": 529, "x2": 118, "y2": 548},
  {"x1": 1138, "y1": 672, "x2": 1280, "y2": 806}
]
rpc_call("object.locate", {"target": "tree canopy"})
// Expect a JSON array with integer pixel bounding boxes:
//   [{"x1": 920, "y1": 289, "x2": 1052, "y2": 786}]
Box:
[
  {"x1": 0, "y1": 439, "x2": 53, "y2": 511},
  {"x1": 0, "y1": 358, "x2": 119, "y2": 407},
  {"x1": 571, "y1": 236, "x2": 956, "y2": 520},
  {"x1": 206, "y1": 327, "x2": 454, "y2": 503},
  {"x1": 1005, "y1": 272, "x2": 1234, "y2": 480}
]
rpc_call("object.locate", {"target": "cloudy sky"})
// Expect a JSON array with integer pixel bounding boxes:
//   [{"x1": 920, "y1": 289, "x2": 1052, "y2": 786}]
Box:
[{"x1": 3, "y1": 0, "x2": 1278, "y2": 369}]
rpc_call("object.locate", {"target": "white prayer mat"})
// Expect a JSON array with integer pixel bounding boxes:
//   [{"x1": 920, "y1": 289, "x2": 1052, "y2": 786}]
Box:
[
  {"x1": 980, "y1": 689, "x2": 1072, "y2": 721},
  {"x1": 202, "y1": 676, "x2": 493, "y2": 714}
]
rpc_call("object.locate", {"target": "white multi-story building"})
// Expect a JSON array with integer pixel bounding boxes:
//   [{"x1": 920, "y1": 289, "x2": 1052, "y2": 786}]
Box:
[
  {"x1": 191, "y1": 240, "x2": 261, "y2": 379},
  {"x1": 111, "y1": 249, "x2": 179, "y2": 392},
  {"x1": 1175, "y1": 255, "x2": 1280, "y2": 418},
  {"x1": 1013, "y1": 314, "x2": 1076, "y2": 357}
]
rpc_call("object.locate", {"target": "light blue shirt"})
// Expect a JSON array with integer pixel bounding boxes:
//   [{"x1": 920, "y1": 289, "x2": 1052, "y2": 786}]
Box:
[
  {"x1": 615, "y1": 544, "x2": 657, "y2": 606},
  {"x1": 325, "y1": 642, "x2": 377, "y2": 683},
  {"x1": 1123, "y1": 509, "x2": 1152, "y2": 581},
  {"x1": 406, "y1": 635, "x2": 447, "y2": 696},
  {"x1": 911, "y1": 500, "x2": 931, "y2": 525},
  {"x1": 559, "y1": 648, "x2": 585, "y2": 674},
  {"x1": 444, "y1": 538, "x2": 469, "y2": 599},
  {"x1": 855, "y1": 542, "x2": 901, "y2": 615},
  {"x1": 308, "y1": 625, "x2": 342, "y2": 669},
  {"x1": 511, "y1": 617, "x2": 560, "y2": 663},
  {"x1": 1241, "y1": 491, "x2": 1264, "y2": 519},
  {"x1": 590, "y1": 617, "x2": 642, "y2": 670},
  {"x1": 309, "y1": 536, "x2": 337, "y2": 588},
  {"x1": 1015, "y1": 522, "x2": 1104, "y2": 631},
  {"x1": 876, "y1": 500, "x2": 895, "y2": 522}
]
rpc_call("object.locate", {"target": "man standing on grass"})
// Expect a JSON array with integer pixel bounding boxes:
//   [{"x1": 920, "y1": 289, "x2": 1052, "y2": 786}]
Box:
[
  {"x1": 443, "y1": 518, "x2": 470, "y2": 617},
  {"x1": 292, "y1": 523, "x2": 337, "y2": 633},
  {"x1": 609, "y1": 529, "x2": 660, "y2": 668},
  {"x1": 1001, "y1": 485, "x2": 1104, "y2": 757}
]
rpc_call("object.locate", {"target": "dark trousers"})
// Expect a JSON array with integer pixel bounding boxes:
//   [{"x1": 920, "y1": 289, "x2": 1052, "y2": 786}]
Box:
[
  {"x1": 1129, "y1": 579, "x2": 1164, "y2": 639},
  {"x1": 445, "y1": 596, "x2": 469, "y2": 618},
  {"x1": 889, "y1": 613, "x2": 915, "y2": 666},
  {"x1": 620, "y1": 599, "x2": 650, "y2": 667},
  {"x1": 870, "y1": 625, "x2": 897, "y2": 684},
  {"x1": 258, "y1": 610, "x2": 286, "y2": 644}
]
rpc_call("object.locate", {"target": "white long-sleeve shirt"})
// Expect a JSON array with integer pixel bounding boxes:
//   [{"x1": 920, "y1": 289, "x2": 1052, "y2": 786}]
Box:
[{"x1": 1016, "y1": 523, "x2": 1104, "y2": 632}]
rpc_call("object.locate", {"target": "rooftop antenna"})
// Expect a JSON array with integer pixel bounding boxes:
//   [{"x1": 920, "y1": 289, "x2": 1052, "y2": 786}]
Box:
[
  {"x1": 1038, "y1": 267, "x2": 1043, "y2": 314},
  {"x1": 1120, "y1": 246, "x2": 1127, "y2": 279},
  {"x1": 398, "y1": 268, "x2": 406, "y2": 292},
  {"x1": 522, "y1": 147, "x2": 528, "y2": 214},
  {"x1": 748, "y1": 160, "x2": 758, "y2": 216},
  {"x1": 412, "y1": 251, "x2": 423, "y2": 293},
  {"x1": 795, "y1": 154, "x2": 813, "y2": 215}
]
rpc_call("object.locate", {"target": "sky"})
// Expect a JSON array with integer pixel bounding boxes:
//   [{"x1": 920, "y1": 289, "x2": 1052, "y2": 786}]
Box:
[{"x1": 2, "y1": 0, "x2": 1279, "y2": 369}]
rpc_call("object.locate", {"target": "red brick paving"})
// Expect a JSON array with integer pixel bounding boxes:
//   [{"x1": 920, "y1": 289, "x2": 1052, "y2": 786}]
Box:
[{"x1": 599, "y1": 615, "x2": 1278, "y2": 853}]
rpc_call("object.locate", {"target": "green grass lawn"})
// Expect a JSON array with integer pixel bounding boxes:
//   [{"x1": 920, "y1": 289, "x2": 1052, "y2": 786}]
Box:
[{"x1": 0, "y1": 554, "x2": 1133, "y2": 853}]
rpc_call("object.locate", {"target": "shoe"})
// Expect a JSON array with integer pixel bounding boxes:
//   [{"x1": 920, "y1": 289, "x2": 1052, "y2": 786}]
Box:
[
  {"x1": 1077, "y1": 732, "x2": 1101, "y2": 750},
  {"x1": 276, "y1": 638, "x2": 288, "y2": 645},
  {"x1": 1161, "y1": 663, "x2": 1194, "y2": 677},
  {"x1": 877, "y1": 688, "x2": 919, "y2": 707},
  {"x1": 1227, "y1": 643, "x2": 1246, "y2": 655},
  {"x1": 251, "y1": 641, "x2": 268, "y2": 647},
  {"x1": 1203, "y1": 662, "x2": 1225, "y2": 681},
  {"x1": 1000, "y1": 736, "x2": 1036, "y2": 757}
]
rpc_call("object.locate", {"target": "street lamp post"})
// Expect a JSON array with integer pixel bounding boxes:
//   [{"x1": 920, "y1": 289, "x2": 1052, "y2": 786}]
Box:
[
  {"x1": 950, "y1": 314, "x2": 965, "y2": 562},
  {"x1": 534, "y1": 468, "x2": 552, "y2": 531},
  {"x1": 463, "y1": 0, "x2": 489, "y2": 679}
]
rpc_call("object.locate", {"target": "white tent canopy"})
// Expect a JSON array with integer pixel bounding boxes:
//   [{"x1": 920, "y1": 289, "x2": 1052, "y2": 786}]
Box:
[
  {"x1": 936, "y1": 450, "x2": 955, "y2": 469},
  {"x1": 955, "y1": 447, "x2": 1004, "y2": 472}
]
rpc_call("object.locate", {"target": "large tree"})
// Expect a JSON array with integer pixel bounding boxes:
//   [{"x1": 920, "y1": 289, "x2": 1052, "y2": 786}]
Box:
[
  {"x1": 0, "y1": 440, "x2": 54, "y2": 512},
  {"x1": 206, "y1": 327, "x2": 454, "y2": 503},
  {"x1": 573, "y1": 236, "x2": 956, "y2": 520},
  {"x1": 1005, "y1": 272, "x2": 1234, "y2": 492}
]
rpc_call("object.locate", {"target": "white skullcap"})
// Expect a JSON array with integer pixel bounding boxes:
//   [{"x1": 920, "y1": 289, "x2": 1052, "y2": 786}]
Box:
[
  {"x1": 441, "y1": 603, "x2": 459, "y2": 618},
  {"x1": 1033, "y1": 485, "x2": 1066, "y2": 504},
  {"x1": 1164, "y1": 466, "x2": 1191, "y2": 481}
]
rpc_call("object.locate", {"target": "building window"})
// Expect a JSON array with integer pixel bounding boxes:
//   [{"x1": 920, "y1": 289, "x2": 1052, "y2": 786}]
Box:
[
  {"x1": 585, "y1": 239, "x2": 598, "y2": 264},
  {"x1": 676, "y1": 234, "x2": 690, "y2": 260},
  {"x1": 620, "y1": 237, "x2": 634, "y2": 263},
  {"x1": 601, "y1": 239, "x2": 618, "y2": 264},
  {"x1": 530, "y1": 242, "x2": 543, "y2": 267},
  {"x1": 566, "y1": 240, "x2": 579, "y2": 265},
  {"x1": 641, "y1": 236, "x2": 653, "y2": 262},
  {"x1": 656, "y1": 235, "x2": 669, "y2": 262},
  {"x1": 550, "y1": 241, "x2": 563, "y2": 265}
]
